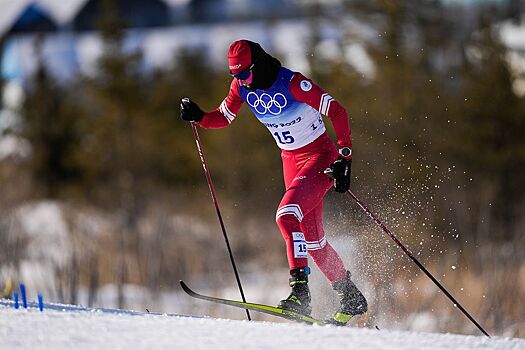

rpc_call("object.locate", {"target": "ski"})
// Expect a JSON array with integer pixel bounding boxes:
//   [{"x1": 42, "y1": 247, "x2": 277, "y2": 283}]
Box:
[{"x1": 180, "y1": 280, "x2": 330, "y2": 325}]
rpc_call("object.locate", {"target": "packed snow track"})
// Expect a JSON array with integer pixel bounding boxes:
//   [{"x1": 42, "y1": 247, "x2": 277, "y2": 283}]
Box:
[{"x1": 1, "y1": 299, "x2": 523, "y2": 349}]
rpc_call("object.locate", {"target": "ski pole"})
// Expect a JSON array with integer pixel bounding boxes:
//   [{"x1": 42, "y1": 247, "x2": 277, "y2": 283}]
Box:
[
  {"x1": 347, "y1": 190, "x2": 489, "y2": 336},
  {"x1": 190, "y1": 121, "x2": 251, "y2": 321},
  {"x1": 324, "y1": 169, "x2": 489, "y2": 336}
]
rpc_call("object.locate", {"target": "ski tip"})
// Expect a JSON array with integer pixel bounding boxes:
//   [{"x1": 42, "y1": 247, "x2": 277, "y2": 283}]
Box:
[{"x1": 179, "y1": 280, "x2": 194, "y2": 295}]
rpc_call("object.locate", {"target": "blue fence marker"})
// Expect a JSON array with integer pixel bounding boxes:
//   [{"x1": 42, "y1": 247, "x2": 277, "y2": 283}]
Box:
[
  {"x1": 19, "y1": 284, "x2": 27, "y2": 308},
  {"x1": 38, "y1": 293, "x2": 44, "y2": 312},
  {"x1": 14, "y1": 291, "x2": 19, "y2": 309}
]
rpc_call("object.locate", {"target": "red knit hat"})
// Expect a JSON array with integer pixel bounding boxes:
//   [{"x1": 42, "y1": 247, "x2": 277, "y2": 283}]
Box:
[{"x1": 228, "y1": 40, "x2": 252, "y2": 74}]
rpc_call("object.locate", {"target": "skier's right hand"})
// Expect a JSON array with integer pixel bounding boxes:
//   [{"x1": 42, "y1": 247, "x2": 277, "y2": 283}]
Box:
[
  {"x1": 330, "y1": 158, "x2": 351, "y2": 193},
  {"x1": 180, "y1": 98, "x2": 204, "y2": 122}
]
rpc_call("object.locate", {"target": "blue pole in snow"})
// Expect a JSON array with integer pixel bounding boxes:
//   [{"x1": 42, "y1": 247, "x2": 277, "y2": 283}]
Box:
[
  {"x1": 38, "y1": 293, "x2": 44, "y2": 312},
  {"x1": 14, "y1": 291, "x2": 19, "y2": 309},
  {"x1": 19, "y1": 284, "x2": 27, "y2": 308}
]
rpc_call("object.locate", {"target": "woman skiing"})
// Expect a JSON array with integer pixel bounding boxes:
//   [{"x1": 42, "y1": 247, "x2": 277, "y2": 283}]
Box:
[{"x1": 180, "y1": 39, "x2": 367, "y2": 325}]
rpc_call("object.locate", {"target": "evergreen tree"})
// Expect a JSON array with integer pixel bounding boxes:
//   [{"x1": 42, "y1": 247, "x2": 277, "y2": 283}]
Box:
[
  {"x1": 21, "y1": 35, "x2": 81, "y2": 198},
  {"x1": 451, "y1": 22, "x2": 525, "y2": 242}
]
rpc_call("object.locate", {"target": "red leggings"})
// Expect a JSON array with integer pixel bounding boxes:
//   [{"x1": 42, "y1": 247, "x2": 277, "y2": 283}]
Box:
[{"x1": 276, "y1": 133, "x2": 347, "y2": 284}]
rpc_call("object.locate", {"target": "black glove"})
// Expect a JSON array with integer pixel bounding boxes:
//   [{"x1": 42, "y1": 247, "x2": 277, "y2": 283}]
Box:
[
  {"x1": 330, "y1": 158, "x2": 352, "y2": 193},
  {"x1": 180, "y1": 98, "x2": 204, "y2": 122}
]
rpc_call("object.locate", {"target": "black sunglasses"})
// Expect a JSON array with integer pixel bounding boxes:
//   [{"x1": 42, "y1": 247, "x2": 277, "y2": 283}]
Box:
[{"x1": 230, "y1": 64, "x2": 254, "y2": 80}]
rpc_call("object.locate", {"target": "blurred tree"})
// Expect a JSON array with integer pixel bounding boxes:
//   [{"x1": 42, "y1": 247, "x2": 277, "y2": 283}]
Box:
[
  {"x1": 21, "y1": 34, "x2": 82, "y2": 198},
  {"x1": 450, "y1": 21, "x2": 525, "y2": 243},
  {"x1": 79, "y1": 0, "x2": 146, "y2": 308},
  {"x1": 0, "y1": 34, "x2": 4, "y2": 110}
]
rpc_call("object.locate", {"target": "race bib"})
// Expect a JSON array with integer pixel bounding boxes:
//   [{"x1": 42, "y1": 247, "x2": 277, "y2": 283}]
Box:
[{"x1": 292, "y1": 232, "x2": 308, "y2": 258}]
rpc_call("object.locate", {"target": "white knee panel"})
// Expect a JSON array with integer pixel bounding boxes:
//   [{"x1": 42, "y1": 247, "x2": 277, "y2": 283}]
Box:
[
  {"x1": 306, "y1": 236, "x2": 327, "y2": 251},
  {"x1": 276, "y1": 204, "x2": 304, "y2": 222}
]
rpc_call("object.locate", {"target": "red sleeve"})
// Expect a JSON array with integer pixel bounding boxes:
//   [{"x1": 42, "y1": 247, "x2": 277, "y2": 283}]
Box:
[
  {"x1": 199, "y1": 79, "x2": 244, "y2": 129},
  {"x1": 289, "y1": 72, "x2": 352, "y2": 151}
]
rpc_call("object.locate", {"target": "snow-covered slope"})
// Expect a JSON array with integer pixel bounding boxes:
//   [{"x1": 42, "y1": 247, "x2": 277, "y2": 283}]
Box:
[{"x1": 1, "y1": 299, "x2": 523, "y2": 350}]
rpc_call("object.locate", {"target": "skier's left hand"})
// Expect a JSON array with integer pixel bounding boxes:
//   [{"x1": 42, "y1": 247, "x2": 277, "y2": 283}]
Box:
[{"x1": 330, "y1": 158, "x2": 351, "y2": 193}]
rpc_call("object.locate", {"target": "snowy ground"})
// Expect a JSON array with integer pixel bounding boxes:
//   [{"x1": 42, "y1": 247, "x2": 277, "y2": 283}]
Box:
[{"x1": 1, "y1": 299, "x2": 524, "y2": 350}]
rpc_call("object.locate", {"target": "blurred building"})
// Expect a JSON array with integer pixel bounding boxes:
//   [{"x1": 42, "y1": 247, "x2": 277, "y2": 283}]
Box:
[
  {"x1": 0, "y1": 0, "x2": 524, "y2": 90},
  {"x1": 0, "y1": 0, "x2": 308, "y2": 85},
  {"x1": 0, "y1": 0, "x2": 323, "y2": 159},
  {"x1": 0, "y1": 0, "x2": 523, "y2": 83}
]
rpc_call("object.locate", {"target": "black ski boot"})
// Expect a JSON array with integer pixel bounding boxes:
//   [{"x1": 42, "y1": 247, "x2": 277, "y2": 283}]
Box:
[
  {"x1": 327, "y1": 271, "x2": 367, "y2": 326},
  {"x1": 277, "y1": 267, "x2": 312, "y2": 316}
]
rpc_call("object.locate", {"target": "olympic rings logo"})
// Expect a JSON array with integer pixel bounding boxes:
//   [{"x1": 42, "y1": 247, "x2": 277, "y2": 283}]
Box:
[{"x1": 246, "y1": 92, "x2": 287, "y2": 115}]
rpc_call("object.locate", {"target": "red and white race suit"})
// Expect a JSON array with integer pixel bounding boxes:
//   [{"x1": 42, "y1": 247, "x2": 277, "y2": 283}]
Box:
[{"x1": 198, "y1": 68, "x2": 351, "y2": 283}]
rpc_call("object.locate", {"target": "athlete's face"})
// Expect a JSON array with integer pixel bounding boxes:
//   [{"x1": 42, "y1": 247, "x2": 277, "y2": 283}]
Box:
[
  {"x1": 231, "y1": 64, "x2": 254, "y2": 88},
  {"x1": 239, "y1": 71, "x2": 253, "y2": 88}
]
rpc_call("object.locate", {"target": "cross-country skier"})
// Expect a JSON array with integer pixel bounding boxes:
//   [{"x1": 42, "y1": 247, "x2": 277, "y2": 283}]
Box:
[{"x1": 180, "y1": 39, "x2": 367, "y2": 325}]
